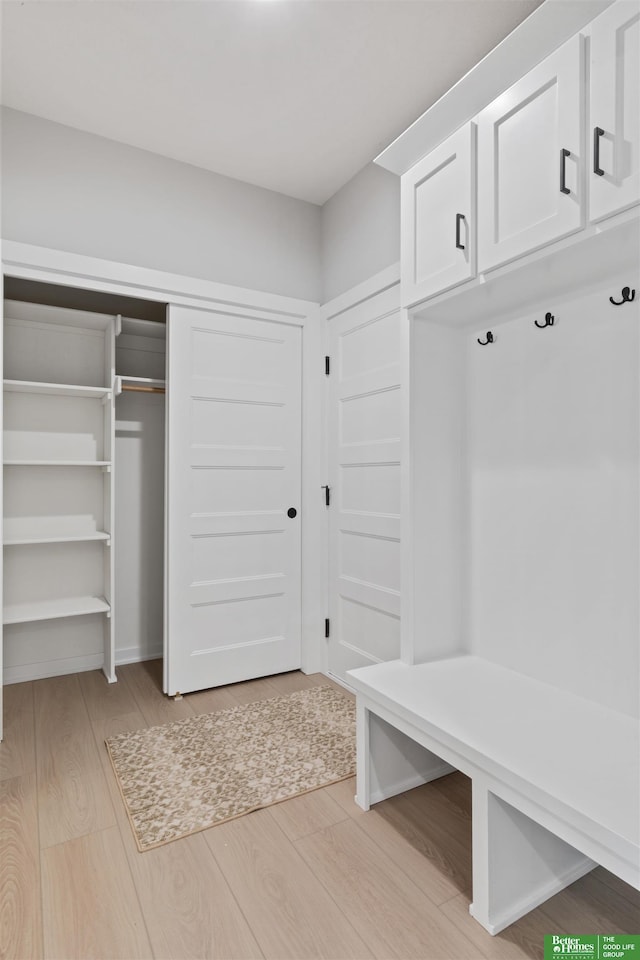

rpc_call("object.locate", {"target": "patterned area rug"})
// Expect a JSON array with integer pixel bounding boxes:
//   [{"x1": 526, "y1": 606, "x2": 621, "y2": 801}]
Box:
[{"x1": 106, "y1": 685, "x2": 356, "y2": 851}]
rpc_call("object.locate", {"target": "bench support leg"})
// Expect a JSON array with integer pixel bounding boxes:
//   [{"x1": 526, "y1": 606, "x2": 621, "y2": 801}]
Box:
[
  {"x1": 355, "y1": 701, "x2": 454, "y2": 810},
  {"x1": 355, "y1": 701, "x2": 372, "y2": 810},
  {"x1": 470, "y1": 779, "x2": 595, "y2": 935}
]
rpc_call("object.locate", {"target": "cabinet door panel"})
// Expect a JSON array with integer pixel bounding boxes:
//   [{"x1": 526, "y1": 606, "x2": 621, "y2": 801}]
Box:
[
  {"x1": 590, "y1": 1, "x2": 640, "y2": 221},
  {"x1": 478, "y1": 35, "x2": 584, "y2": 272},
  {"x1": 401, "y1": 123, "x2": 476, "y2": 305}
]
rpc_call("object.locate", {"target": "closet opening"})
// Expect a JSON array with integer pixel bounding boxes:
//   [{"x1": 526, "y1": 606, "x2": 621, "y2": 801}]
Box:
[{"x1": 2, "y1": 277, "x2": 167, "y2": 685}]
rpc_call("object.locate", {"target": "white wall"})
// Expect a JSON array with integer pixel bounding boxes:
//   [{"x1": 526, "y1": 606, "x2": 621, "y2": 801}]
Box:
[
  {"x1": 0, "y1": 108, "x2": 403, "y2": 307},
  {"x1": 321, "y1": 162, "x2": 400, "y2": 302},
  {"x1": 1, "y1": 108, "x2": 322, "y2": 302},
  {"x1": 410, "y1": 274, "x2": 639, "y2": 719},
  {"x1": 466, "y1": 277, "x2": 639, "y2": 718}
]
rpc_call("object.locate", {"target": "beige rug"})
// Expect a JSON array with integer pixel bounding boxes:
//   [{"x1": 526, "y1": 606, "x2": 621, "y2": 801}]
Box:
[{"x1": 106, "y1": 684, "x2": 356, "y2": 851}]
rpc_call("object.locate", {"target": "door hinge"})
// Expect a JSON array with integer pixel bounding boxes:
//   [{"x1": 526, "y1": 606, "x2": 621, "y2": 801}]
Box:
[
  {"x1": 322, "y1": 484, "x2": 331, "y2": 506},
  {"x1": 325, "y1": 356, "x2": 330, "y2": 375},
  {"x1": 325, "y1": 618, "x2": 330, "y2": 638}
]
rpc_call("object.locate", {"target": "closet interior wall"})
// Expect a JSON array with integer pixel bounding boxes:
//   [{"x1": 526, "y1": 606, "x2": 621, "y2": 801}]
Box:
[
  {"x1": 115, "y1": 316, "x2": 166, "y2": 665},
  {"x1": 1, "y1": 279, "x2": 166, "y2": 685}
]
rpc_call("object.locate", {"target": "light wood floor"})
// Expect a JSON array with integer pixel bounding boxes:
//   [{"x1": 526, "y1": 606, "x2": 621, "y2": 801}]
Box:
[{"x1": 1, "y1": 662, "x2": 638, "y2": 960}]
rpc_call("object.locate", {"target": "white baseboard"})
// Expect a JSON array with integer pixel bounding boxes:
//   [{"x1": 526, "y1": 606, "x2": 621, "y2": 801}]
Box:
[
  {"x1": 368, "y1": 762, "x2": 454, "y2": 806},
  {"x1": 115, "y1": 646, "x2": 163, "y2": 666},
  {"x1": 3, "y1": 648, "x2": 162, "y2": 684},
  {"x1": 326, "y1": 670, "x2": 356, "y2": 695},
  {"x1": 470, "y1": 857, "x2": 596, "y2": 936},
  {"x1": 3, "y1": 653, "x2": 104, "y2": 685}
]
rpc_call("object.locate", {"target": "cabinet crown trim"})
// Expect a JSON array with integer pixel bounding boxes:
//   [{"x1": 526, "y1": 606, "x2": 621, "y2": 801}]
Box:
[{"x1": 375, "y1": 0, "x2": 613, "y2": 176}]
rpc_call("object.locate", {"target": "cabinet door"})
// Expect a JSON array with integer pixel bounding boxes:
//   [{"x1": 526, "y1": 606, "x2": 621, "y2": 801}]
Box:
[
  {"x1": 590, "y1": 0, "x2": 640, "y2": 222},
  {"x1": 477, "y1": 35, "x2": 584, "y2": 273},
  {"x1": 401, "y1": 123, "x2": 476, "y2": 305}
]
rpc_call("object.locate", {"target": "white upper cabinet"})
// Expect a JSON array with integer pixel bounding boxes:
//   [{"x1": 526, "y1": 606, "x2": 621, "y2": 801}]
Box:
[
  {"x1": 477, "y1": 36, "x2": 585, "y2": 273},
  {"x1": 589, "y1": 1, "x2": 640, "y2": 222},
  {"x1": 401, "y1": 123, "x2": 476, "y2": 305}
]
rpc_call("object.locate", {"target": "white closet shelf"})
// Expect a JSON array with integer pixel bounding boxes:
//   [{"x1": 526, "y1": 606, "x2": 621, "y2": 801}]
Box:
[
  {"x1": 117, "y1": 374, "x2": 166, "y2": 387},
  {"x1": 3, "y1": 460, "x2": 111, "y2": 467},
  {"x1": 120, "y1": 317, "x2": 166, "y2": 339},
  {"x1": 4, "y1": 301, "x2": 115, "y2": 331},
  {"x1": 3, "y1": 595, "x2": 110, "y2": 625},
  {"x1": 3, "y1": 531, "x2": 110, "y2": 546},
  {"x1": 3, "y1": 379, "x2": 111, "y2": 399}
]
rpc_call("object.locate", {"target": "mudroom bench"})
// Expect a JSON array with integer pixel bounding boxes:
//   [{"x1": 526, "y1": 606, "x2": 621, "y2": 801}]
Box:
[{"x1": 348, "y1": 656, "x2": 640, "y2": 935}]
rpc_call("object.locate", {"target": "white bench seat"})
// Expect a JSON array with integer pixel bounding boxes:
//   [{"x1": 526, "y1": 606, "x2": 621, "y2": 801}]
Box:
[{"x1": 348, "y1": 655, "x2": 640, "y2": 934}]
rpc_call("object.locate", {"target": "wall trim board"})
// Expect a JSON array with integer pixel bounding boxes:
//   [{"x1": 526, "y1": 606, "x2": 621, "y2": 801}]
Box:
[
  {"x1": 319, "y1": 262, "x2": 400, "y2": 322},
  {"x1": 1, "y1": 239, "x2": 325, "y2": 682},
  {"x1": 1, "y1": 241, "x2": 317, "y2": 321}
]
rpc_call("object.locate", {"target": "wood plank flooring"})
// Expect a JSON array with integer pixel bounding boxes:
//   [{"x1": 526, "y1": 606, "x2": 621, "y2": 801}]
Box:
[{"x1": 1, "y1": 662, "x2": 638, "y2": 960}]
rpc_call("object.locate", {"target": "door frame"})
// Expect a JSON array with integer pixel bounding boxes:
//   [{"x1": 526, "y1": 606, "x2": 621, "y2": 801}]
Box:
[{"x1": 1, "y1": 239, "x2": 325, "y2": 676}]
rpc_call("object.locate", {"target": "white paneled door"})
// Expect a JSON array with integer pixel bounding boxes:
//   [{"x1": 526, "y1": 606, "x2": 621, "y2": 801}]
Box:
[
  {"x1": 327, "y1": 284, "x2": 401, "y2": 683},
  {"x1": 165, "y1": 305, "x2": 302, "y2": 696}
]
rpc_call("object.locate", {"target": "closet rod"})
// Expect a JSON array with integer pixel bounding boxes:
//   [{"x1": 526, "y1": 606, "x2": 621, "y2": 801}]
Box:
[{"x1": 121, "y1": 383, "x2": 165, "y2": 395}]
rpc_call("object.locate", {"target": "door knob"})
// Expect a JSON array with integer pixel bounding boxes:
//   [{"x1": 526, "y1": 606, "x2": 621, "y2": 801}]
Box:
[{"x1": 287, "y1": 507, "x2": 297, "y2": 518}]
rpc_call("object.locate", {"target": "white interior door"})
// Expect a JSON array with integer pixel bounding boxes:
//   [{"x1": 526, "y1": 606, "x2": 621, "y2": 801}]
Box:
[
  {"x1": 165, "y1": 305, "x2": 302, "y2": 696},
  {"x1": 327, "y1": 284, "x2": 402, "y2": 683}
]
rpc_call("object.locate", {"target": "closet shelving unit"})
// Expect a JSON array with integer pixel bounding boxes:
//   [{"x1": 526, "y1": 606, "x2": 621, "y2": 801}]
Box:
[
  {"x1": 116, "y1": 316, "x2": 166, "y2": 392},
  {"x1": 2, "y1": 300, "x2": 117, "y2": 683}
]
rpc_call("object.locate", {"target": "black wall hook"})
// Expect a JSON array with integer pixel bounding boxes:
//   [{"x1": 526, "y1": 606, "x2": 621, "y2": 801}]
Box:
[
  {"x1": 609, "y1": 286, "x2": 636, "y2": 306},
  {"x1": 477, "y1": 331, "x2": 494, "y2": 345},
  {"x1": 534, "y1": 312, "x2": 555, "y2": 328}
]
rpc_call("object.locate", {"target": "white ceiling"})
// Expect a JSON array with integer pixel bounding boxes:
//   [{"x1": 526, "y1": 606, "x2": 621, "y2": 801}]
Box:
[{"x1": 1, "y1": 0, "x2": 542, "y2": 205}]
